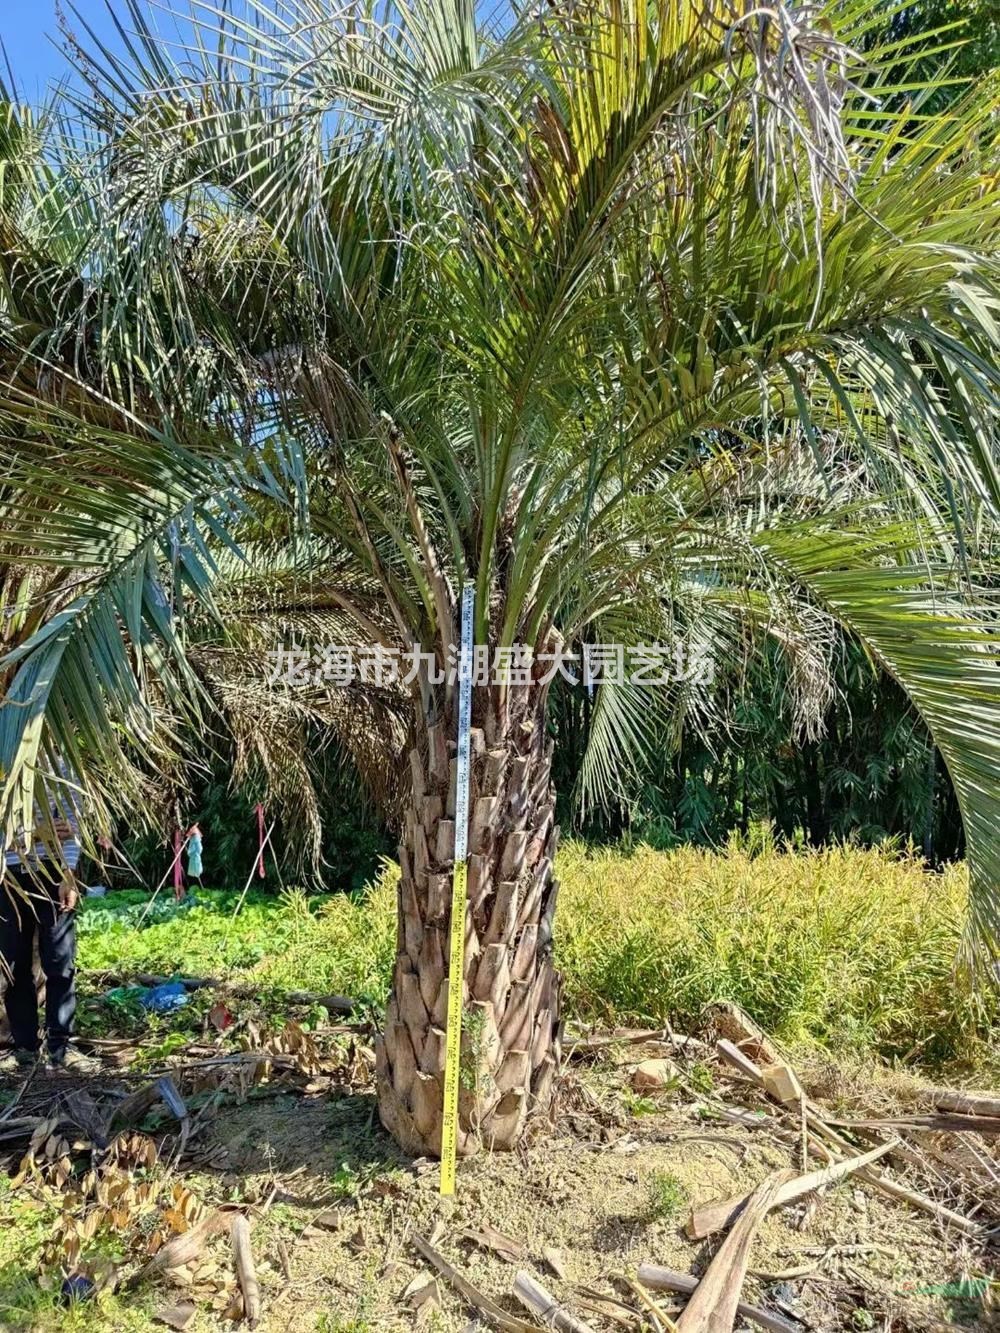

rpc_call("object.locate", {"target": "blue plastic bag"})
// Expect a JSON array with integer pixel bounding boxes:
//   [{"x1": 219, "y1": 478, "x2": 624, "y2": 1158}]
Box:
[{"x1": 139, "y1": 980, "x2": 189, "y2": 1014}]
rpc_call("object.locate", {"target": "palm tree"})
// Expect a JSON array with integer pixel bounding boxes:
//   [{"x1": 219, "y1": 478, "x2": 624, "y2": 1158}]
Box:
[{"x1": 4, "y1": 0, "x2": 1000, "y2": 1156}]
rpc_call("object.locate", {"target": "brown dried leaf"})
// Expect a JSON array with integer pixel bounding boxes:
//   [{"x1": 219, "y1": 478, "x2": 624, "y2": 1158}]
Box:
[
  {"x1": 153, "y1": 1302, "x2": 197, "y2": 1331},
  {"x1": 222, "y1": 1291, "x2": 244, "y2": 1322},
  {"x1": 402, "y1": 1273, "x2": 442, "y2": 1328},
  {"x1": 401, "y1": 1272, "x2": 436, "y2": 1302},
  {"x1": 458, "y1": 1225, "x2": 526, "y2": 1264}
]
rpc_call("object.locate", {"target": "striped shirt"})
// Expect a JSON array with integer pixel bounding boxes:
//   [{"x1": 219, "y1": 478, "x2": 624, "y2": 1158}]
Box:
[{"x1": 3, "y1": 784, "x2": 82, "y2": 872}]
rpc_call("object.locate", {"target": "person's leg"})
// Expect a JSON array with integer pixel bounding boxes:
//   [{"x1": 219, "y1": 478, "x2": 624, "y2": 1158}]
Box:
[
  {"x1": 36, "y1": 887, "x2": 76, "y2": 1062},
  {"x1": 0, "y1": 873, "x2": 41, "y2": 1055}
]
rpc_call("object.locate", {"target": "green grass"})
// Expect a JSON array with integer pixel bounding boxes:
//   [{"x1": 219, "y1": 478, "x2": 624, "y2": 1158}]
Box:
[
  {"x1": 75, "y1": 838, "x2": 999, "y2": 1076},
  {"x1": 556, "y1": 836, "x2": 997, "y2": 1074},
  {"x1": 78, "y1": 872, "x2": 398, "y2": 1009},
  {"x1": 645, "y1": 1170, "x2": 688, "y2": 1222}
]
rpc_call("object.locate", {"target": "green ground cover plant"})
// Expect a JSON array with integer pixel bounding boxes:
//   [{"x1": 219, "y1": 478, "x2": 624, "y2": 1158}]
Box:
[{"x1": 76, "y1": 840, "x2": 998, "y2": 1078}]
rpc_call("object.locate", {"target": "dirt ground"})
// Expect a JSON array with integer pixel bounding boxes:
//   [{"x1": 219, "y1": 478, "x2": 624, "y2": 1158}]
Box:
[
  {"x1": 181, "y1": 1041, "x2": 999, "y2": 1332},
  {"x1": 1, "y1": 1024, "x2": 997, "y2": 1332},
  {"x1": 203, "y1": 1091, "x2": 991, "y2": 1332}
]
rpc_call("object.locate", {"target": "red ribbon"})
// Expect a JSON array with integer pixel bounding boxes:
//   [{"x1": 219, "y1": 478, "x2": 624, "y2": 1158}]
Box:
[
  {"x1": 173, "y1": 827, "x2": 185, "y2": 900},
  {"x1": 255, "y1": 803, "x2": 266, "y2": 879}
]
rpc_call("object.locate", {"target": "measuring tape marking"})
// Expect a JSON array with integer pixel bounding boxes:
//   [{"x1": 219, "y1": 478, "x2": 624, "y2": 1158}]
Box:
[{"x1": 440, "y1": 585, "x2": 475, "y2": 1196}]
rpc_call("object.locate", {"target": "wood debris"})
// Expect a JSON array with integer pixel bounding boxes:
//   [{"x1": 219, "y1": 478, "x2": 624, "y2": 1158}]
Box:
[
  {"x1": 631, "y1": 1004, "x2": 1000, "y2": 1333},
  {"x1": 686, "y1": 1141, "x2": 896, "y2": 1240},
  {"x1": 760, "y1": 1061, "x2": 803, "y2": 1107},
  {"x1": 513, "y1": 1271, "x2": 597, "y2": 1333},
  {"x1": 677, "y1": 1169, "x2": 794, "y2": 1331},
  {"x1": 543, "y1": 1246, "x2": 567, "y2": 1280},
  {"x1": 458, "y1": 1224, "x2": 526, "y2": 1263},
  {"x1": 638, "y1": 1268, "x2": 798, "y2": 1333},
  {"x1": 631, "y1": 1059, "x2": 677, "y2": 1091},
  {"x1": 230, "y1": 1214, "x2": 260, "y2": 1327},
  {"x1": 928, "y1": 1088, "x2": 1000, "y2": 1119},
  {"x1": 705, "y1": 1014, "x2": 987, "y2": 1237},
  {"x1": 410, "y1": 1231, "x2": 539, "y2": 1333}
]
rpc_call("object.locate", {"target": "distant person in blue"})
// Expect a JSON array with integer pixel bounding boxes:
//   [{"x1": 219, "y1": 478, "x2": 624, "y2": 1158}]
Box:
[
  {"x1": 0, "y1": 774, "x2": 96, "y2": 1073},
  {"x1": 186, "y1": 822, "x2": 204, "y2": 884}
]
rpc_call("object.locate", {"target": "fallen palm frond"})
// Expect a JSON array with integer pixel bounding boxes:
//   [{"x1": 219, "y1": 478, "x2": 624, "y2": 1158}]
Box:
[
  {"x1": 636, "y1": 1268, "x2": 799, "y2": 1333},
  {"x1": 685, "y1": 1142, "x2": 897, "y2": 1241},
  {"x1": 410, "y1": 1232, "x2": 540, "y2": 1333}
]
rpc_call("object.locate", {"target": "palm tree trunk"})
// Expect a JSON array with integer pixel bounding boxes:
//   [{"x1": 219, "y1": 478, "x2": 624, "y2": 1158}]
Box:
[{"x1": 376, "y1": 681, "x2": 561, "y2": 1155}]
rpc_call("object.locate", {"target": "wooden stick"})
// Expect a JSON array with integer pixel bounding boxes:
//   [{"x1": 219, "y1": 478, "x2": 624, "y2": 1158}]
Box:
[
  {"x1": 133, "y1": 972, "x2": 219, "y2": 990},
  {"x1": 566, "y1": 1028, "x2": 708, "y2": 1056},
  {"x1": 686, "y1": 1140, "x2": 895, "y2": 1240},
  {"x1": 929, "y1": 1089, "x2": 1000, "y2": 1119},
  {"x1": 0, "y1": 1062, "x2": 37, "y2": 1122},
  {"x1": 842, "y1": 1165, "x2": 983, "y2": 1236},
  {"x1": 638, "y1": 1267, "x2": 799, "y2": 1333},
  {"x1": 623, "y1": 1275, "x2": 679, "y2": 1332},
  {"x1": 284, "y1": 990, "x2": 355, "y2": 1015},
  {"x1": 803, "y1": 1114, "x2": 983, "y2": 1236},
  {"x1": 411, "y1": 1232, "x2": 538, "y2": 1333},
  {"x1": 677, "y1": 1170, "x2": 794, "y2": 1332},
  {"x1": 231, "y1": 1214, "x2": 261, "y2": 1327},
  {"x1": 572, "y1": 1286, "x2": 639, "y2": 1328},
  {"x1": 826, "y1": 1112, "x2": 1000, "y2": 1135},
  {"x1": 712, "y1": 1038, "x2": 982, "y2": 1235},
  {"x1": 715, "y1": 1039, "x2": 767, "y2": 1086},
  {"x1": 513, "y1": 1272, "x2": 597, "y2": 1333}
]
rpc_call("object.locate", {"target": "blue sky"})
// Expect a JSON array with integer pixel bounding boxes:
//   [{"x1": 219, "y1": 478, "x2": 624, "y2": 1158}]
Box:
[
  {"x1": 2, "y1": 2, "x2": 124, "y2": 98},
  {"x1": 2, "y1": 2, "x2": 272, "y2": 103}
]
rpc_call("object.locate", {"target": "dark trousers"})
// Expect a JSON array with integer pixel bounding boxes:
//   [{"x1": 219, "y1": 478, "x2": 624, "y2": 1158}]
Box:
[{"x1": 0, "y1": 868, "x2": 76, "y2": 1057}]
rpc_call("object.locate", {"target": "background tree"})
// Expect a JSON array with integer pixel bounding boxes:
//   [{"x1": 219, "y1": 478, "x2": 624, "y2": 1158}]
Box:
[{"x1": 4, "y1": 0, "x2": 1000, "y2": 1157}]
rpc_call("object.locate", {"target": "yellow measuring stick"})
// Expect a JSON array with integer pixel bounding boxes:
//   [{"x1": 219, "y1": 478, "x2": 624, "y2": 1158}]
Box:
[
  {"x1": 440, "y1": 585, "x2": 475, "y2": 1196},
  {"x1": 439, "y1": 857, "x2": 467, "y2": 1195}
]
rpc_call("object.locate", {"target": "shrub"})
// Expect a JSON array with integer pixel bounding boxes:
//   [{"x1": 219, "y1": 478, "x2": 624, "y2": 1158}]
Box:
[
  {"x1": 556, "y1": 836, "x2": 997, "y2": 1074},
  {"x1": 78, "y1": 840, "x2": 998, "y2": 1076}
]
